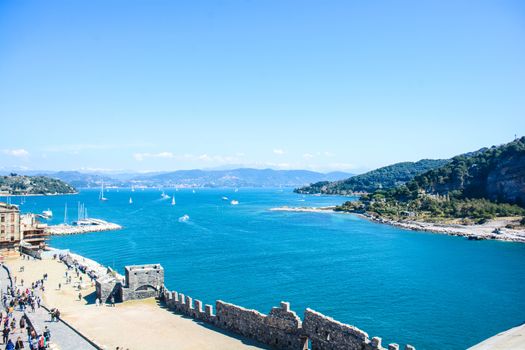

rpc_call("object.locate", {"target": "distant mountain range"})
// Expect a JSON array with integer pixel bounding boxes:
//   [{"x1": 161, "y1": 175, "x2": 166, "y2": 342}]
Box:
[{"x1": 0, "y1": 169, "x2": 353, "y2": 189}]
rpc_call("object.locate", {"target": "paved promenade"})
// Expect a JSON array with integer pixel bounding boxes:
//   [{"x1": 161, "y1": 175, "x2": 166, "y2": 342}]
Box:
[
  {"x1": 4, "y1": 255, "x2": 265, "y2": 350},
  {"x1": 0, "y1": 263, "x2": 98, "y2": 350}
]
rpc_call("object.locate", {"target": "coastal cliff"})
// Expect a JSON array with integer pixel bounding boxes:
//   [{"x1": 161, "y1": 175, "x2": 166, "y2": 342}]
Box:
[
  {"x1": 335, "y1": 137, "x2": 525, "y2": 224},
  {"x1": 409, "y1": 136, "x2": 525, "y2": 206},
  {"x1": 486, "y1": 152, "x2": 525, "y2": 205}
]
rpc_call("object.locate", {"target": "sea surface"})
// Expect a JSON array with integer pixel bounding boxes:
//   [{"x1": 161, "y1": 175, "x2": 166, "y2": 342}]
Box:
[{"x1": 8, "y1": 188, "x2": 525, "y2": 349}]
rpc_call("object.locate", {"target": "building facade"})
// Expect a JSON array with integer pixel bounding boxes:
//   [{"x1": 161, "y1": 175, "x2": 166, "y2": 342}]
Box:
[
  {"x1": 0, "y1": 202, "x2": 21, "y2": 251},
  {"x1": 20, "y1": 213, "x2": 49, "y2": 252}
]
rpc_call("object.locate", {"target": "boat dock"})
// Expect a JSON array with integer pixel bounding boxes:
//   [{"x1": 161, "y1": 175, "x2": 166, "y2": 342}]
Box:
[{"x1": 46, "y1": 219, "x2": 122, "y2": 235}]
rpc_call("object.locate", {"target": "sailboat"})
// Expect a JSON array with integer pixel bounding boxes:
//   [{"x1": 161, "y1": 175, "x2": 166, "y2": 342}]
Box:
[
  {"x1": 64, "y1": 203, "x2": 68, "y2": 224},
  {"x1": 129, "y1": 197, "x2": 133, "y2": 204},
  {"x1": 99, "y1": 183, "x2": 108, "y2": 201},
  {"x1": 178, "y1": 214, "x2": 189, "y2": 222},
  {"x1": 171, "y1": 196, "x2": 176, "y2": 206}
]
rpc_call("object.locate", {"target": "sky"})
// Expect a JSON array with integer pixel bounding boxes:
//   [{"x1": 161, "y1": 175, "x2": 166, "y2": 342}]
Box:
[{"x1": 0, "y1": 0, "x2": 524, "y2": 174}]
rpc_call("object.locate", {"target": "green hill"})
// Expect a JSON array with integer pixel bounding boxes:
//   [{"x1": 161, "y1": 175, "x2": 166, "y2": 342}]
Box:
[
  {"x1": 337, "y1": 137, "x2": 525, "y2": 221},
  {"x1": 294, "y1": 159, "x2": 449, "y2": 195},
  {"x1": 0, "y1": 174, "x2": 77, "y2": 195}
]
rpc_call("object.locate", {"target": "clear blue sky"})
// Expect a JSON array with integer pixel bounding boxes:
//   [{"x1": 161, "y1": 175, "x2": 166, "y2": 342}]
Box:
[{"x1": 1, "y1": 0, "x2": 524, "y2": 173}]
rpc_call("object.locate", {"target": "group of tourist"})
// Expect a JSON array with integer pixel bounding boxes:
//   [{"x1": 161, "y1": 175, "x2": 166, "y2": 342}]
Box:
[
  {"x1": 1, "y1": 314, "x2": 50, "y2": 350},
  {"x1": 1, "y1": 262, "x2": 51, "y2": 349}
]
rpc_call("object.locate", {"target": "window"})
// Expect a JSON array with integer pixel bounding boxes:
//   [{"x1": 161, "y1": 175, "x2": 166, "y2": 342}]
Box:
[{"x1": 1, "y1": 215, "x2": 4, "y2": 222}]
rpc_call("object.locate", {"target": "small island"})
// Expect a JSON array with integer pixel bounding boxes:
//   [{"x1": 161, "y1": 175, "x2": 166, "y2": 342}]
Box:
[{"x1": 0, "y1": 173, "x2": 77, "y2": 195}]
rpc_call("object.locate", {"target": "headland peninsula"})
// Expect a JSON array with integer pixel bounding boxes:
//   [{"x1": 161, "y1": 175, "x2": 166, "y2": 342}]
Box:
[{"x1": 292, "y1": 137, "x2": 525, "y2": 244}]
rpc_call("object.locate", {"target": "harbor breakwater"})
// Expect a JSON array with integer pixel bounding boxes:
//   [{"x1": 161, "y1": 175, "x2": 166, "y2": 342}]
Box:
[{"x1": 46, "y1": 220, "x2": 122, "y2": 235}]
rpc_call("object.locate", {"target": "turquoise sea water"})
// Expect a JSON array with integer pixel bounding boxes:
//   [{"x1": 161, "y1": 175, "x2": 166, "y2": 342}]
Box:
[{"x1": 8, "y1": 189, "x2": 525, "y2": 350}]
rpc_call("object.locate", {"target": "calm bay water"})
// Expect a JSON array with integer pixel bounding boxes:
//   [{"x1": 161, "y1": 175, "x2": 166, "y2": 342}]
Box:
[{"x1": 8, "y1": 188, "x2": 525, "y2": 349}]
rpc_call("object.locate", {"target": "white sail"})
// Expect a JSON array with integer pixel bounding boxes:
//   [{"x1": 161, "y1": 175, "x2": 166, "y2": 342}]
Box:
[
  {"x1": 171, "y1": 196, "x2": 176, "y2": 205},
  {"x1": 99, "y1": 183, "x2": 108, "y2": 201}
]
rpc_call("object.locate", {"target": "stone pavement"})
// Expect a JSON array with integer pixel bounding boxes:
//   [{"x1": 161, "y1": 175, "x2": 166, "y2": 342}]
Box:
[{"x1": 1, "y1": 263, "x2": 99, "y2": 350}]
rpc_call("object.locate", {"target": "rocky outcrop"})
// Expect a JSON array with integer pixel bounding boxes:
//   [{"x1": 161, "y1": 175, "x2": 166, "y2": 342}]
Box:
[{"x1": 486, "y1": 153, "x2": 525, "y2": 206}]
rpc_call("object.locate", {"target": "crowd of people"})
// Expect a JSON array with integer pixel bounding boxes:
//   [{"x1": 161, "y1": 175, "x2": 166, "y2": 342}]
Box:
[{"x1": 1, "y1": 268, "x2": 51, "y2": 350}]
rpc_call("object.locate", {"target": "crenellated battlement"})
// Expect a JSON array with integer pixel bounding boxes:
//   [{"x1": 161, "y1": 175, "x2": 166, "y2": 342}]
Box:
[
  {"x1": 161, "y1": 288, "x2": 415, "y2": 350},
  {"x1": 99, "y1": 262, "x2": 415, "y2": 350}
]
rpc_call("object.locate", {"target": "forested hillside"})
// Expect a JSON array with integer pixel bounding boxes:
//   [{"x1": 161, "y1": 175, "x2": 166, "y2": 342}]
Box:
[
  {"x1": 336, "y1": 137, "x2": 525, "y2": 221},
  {"x1": 0, "y1": 174, "x2": 77, "y2": 195},
  {"x1": 295, "y1": 159, "x2": 449, "y2": 195}
]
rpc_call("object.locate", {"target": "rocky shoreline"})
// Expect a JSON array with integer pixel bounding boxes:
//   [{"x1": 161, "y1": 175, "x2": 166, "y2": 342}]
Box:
[
  {"x1": 270, "y1": 206, "x2": 525, "y2": 243},
  {"x1": 362, "y1": 214, "x2": 525, "y2": 243},
  {"x1": 269, "y1": 206, "x2": 336, "y2": 213}
]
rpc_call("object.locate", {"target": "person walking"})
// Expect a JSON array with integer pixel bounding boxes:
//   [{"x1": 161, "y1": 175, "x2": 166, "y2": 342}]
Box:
[
  {"x1": 14, "y1": 337, "x2": 23, "y2": 350},
  {"x1": 5, "y1": 339, "x2": 14, "y2": 350},
  {"x1": 37, "y1": 334, "x2": 45, "y2": 350},
  {"x1": 2, "y1": 326, "x2": 9, "y2": 344},
  {"x1": 18, "y1": 318, "x2": 24, "y2": 334},
  {"x1": 43, "y1": 327, "x2": 50, "y2": 344}
]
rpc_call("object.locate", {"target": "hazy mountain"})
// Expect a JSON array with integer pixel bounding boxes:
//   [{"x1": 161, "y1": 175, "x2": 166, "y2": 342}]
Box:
[
  {"x1": 131, "y1": 168, "x2": 353, "y2": 188},
  {"x1": 2, "y1": 168, "x2": 353, "y2": 188}
]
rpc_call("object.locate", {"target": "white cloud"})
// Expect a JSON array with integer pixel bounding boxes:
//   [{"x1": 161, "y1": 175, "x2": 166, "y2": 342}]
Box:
[
  {"x1": 78, "y1": 167, "x2": 126, "y2": 173},
  {"x1": 133, "y1": 152, "x2": 242, "y2": 164},
  {"x1": 3, "y1": 149, "x2": 30, "y2": 157},
  {"x1": 324, "y1": 151, "x2": 335, "y2": 157},
  {"x1": 133, "y1": 152, "x2": 175, "y2": 161},
  {"x1": 198, "y1": 154, "x2": 212, "y2": 161},
  {"x1": 302, "y1": 153, "x2": 314, "y2": 159},
  {"x1": 273, "y1": 149, "x2": 285, "y2": 155}
]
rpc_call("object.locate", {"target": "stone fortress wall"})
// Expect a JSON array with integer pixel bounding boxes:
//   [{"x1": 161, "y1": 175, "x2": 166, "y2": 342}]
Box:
[
  {"x1": 93, "y1": 260, "x2": 415, "y2": 350},
  {"x1": 162, "y1": 289, "x2": 416, "y2": 350},
  {"x1": 96, "y1": 263, "x2": 164, "y2": 303}
]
